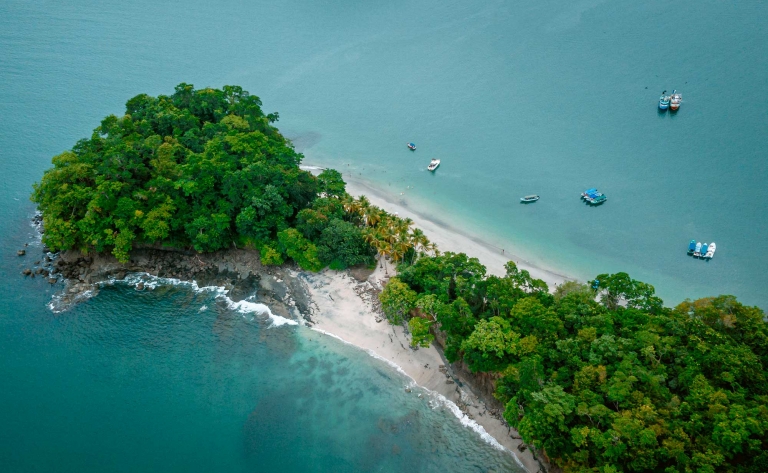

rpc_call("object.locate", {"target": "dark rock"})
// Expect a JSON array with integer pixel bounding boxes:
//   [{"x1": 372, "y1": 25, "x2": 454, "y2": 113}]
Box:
[
  {"x1": 34, "y1": 260, "x2": 41, "y2": 265},
  {"x1": 22, "y1": 268, "x2": 32, "y2": 276},
  {"x1": 48, "y1": 278, "x2": 57, "y2": 284},
  {"x1": 17, "y1": 250, "x2": 26, "y2": 256},
  {"x1": 136, "y1": 282, "x2": 145, "y2": 291},
  {"x1": 35, "y1": 268, "x2": 44, "y2": 275},
  {"x1": 445, "y1": 380, "x2": 455, "y2": 385}
]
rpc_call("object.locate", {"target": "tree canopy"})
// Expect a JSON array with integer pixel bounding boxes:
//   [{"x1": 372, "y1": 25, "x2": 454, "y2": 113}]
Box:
[
  {"x1": 33, "y1": 83, "x2": 318, "y2": 260},
  {"x1": 32, "y1": 84, "x2": 433, "y2": 273},
  {"x1": 389, "y1": 253, "x2": 768, "y2": 473}
]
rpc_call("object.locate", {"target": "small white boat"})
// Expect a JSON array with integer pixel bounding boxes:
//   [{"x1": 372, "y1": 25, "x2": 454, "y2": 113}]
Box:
[
  {"x1": 704, "y1": 242, "x2": 716, "y2": 259},
  {"x1": 670, "y1": 90, "x2": 682, "y2": 111},
  {"x1": 427, "y1": 159, "x2": 440, "y2": 172},
  {"x1": 520, "y1": 195, "x2": 540, "y2": 203},
  {"x1": 694, "y1": 241, "x2": 702, "y2": 257}
]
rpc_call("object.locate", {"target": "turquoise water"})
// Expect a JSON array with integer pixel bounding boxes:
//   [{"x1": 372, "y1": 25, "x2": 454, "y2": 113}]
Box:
[
  {"x1": 0, "y1": 274, "x2": 522, "y2": 472},
  {"x1": 3, "y1": 0, "x2": 765, "y2": 308},
  {"x1": 0, "y1": 1, "x2": 766, "y2": 470}
]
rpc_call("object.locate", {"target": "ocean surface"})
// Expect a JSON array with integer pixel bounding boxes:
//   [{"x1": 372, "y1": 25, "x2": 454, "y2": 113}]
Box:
[{"x1": 0, "y1": 0, "x2": 766, "y2": 471}]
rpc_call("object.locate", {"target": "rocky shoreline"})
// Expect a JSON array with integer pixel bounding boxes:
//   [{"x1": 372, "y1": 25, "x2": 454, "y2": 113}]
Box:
[{"x1": 19, "y1": 216, "x2": 548, "y2": 472}]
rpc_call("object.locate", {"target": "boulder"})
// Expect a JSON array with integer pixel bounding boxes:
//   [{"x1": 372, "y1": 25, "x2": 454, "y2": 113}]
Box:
[
  {"x1": 22, "y1": 268, "x2": 32, "y2": 276},
  {"x1": 136, "y1": 282, "x2": 145, "y2": 291},
  {"x1": 48, "y1": 278, "x2": 57, "y2": 285},
  {"x1": 17, "y1": 250, "x2": 26, "y2": 256}
]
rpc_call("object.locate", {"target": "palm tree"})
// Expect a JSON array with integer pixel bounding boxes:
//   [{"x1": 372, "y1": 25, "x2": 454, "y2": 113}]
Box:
[
  {"x1": 376, "y1": 239, "x2": 392, "y2": 275},
  {"x1": 409, "y1": 228, "x2": 430, "y2": 264},
  {"x1": 341, "y1": 194, "x2": 358, "y2": 214},
  {"x1": 365, "y1": 206, "x2": 383, "y2": 228},
  {"x1": 362, "y1": 227, "x2": 378, "y2": 246},
  {"x1": 357, "y1": 196, "x2": 371, "y2": 219}
]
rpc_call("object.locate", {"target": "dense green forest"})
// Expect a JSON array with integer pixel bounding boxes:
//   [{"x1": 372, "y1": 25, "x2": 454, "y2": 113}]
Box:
[
  {"x1": 381, "y1": 257, "x2": 768, "y2": 473},
  {"x1": 32, "y1": 84, "x2": 433, "y2": 270},
  {"x1": 34, "y1": 84, "x2": 768, "y2": 472}
]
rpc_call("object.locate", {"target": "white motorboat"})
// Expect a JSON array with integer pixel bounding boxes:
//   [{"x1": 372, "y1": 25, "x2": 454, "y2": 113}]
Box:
[
  {"x1": 427, "y1": 159, "x2": 440, "y2": 172},
  {"x1": 704, "y1": 242, "x2": 716, "y2": 259}
]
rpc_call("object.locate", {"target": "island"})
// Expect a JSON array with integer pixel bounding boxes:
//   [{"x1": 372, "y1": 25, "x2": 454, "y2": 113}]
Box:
[{"x1": 29, "y1": 84, "x2": 768, "y2": 473}]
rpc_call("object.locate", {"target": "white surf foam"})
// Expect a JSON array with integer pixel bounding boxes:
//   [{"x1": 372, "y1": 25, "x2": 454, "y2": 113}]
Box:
[
  {"x1": 224, "y1": 298, "x2": 298, "y2": 326},
  {"x1": 96, "y1": 272, "x2": 297, "y2": 327}
]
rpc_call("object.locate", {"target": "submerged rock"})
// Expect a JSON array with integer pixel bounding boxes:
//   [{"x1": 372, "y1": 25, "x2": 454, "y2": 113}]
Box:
[{"x1": 17, "y1": 250, "x2": 26, "y2": 256}]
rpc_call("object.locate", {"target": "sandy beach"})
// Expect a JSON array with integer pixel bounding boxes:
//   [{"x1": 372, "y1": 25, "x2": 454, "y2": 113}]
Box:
[
  {"x1": 303, "y1": 166, "x2": 570, "y2": 288},
  {"x1": 303, "y1": 266, "x2": 543, "y2": 472},
  {"x1": 343, "y1": 176, "x2": 570, "y2": 288},
  {"x1": 295, "y1": 166, "x2": 575, "y2": 471}
]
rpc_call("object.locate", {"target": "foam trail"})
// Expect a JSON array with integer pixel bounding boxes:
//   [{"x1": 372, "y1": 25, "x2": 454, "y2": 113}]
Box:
[
  {"x1": 99, "y1": 272, "x2": 298, "y2": 327},
  {"x1": 224, "y1": 298, "x2": 298, "y2": 327},
  {"x1": 309, "y1": 326, "x2": 523, "y2": 464}
]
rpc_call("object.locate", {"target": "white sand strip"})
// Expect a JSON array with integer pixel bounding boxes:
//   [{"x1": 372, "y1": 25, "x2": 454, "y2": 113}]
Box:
[{"x1": 303, "y1": 267, "x2": 541, "y2": 473}]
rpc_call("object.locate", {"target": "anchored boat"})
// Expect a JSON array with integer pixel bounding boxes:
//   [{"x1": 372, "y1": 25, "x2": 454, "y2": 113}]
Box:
[
  {"x1": 407, "y1": 142, "x2": 416, "y2": 151},
  {"x1": 704, "y1": 242, "x2": 716, "y2": 259},
  {"x1": 427, "y1": 158, "x2": 440, "y2": 172},
  {"x1": 688, "y1": 239, "x2": 717, "y2": 259},
  {"x1": 670, "y1": 90, "x2": 682, "y2": 111},
  {"x1": 581, "y1": 188, "x2": 607, "y2": 205},
  {"x1": 659, "y1": 91, "x2": 671, "y2": 110},
  {"x1": 520, "y1": 195, "x2": 540, "y2": 203}
]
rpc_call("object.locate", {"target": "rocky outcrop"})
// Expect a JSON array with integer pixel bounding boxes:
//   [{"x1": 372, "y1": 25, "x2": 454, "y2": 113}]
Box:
[{"x1": 43, "y1": 247, "x2": 312, "y2": 318}]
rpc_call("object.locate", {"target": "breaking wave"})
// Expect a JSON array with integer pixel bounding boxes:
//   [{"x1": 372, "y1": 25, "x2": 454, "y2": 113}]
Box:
[{"x1": 51, "y1": 272, "x2": 297, "y2": 327}]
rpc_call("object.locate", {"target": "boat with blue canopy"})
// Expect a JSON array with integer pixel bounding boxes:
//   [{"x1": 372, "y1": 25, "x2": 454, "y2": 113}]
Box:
[
  {"x1": 687, "y1": 240, "x2": 696, "y2": 254},
  {"x1": 581, "y1": 188, "x2": 607, "y2": 205},
  {"x1": 407, "y1": 142, "x2": 416, "y2": 151},
  {"x1": 659, "y1": 91, "x2": 671, "y2": 110}
]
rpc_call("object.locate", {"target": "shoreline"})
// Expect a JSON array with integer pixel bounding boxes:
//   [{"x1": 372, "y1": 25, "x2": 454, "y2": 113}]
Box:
[
  {"x1": 303, "y1": 165, "x2": 572, "y2": 288},
  {"x1": 39, "y1": 246, "x2": 544, "y2": 471},
  {"x1": 302, "y1": 266, "x2": 544, "y2": 473}
]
